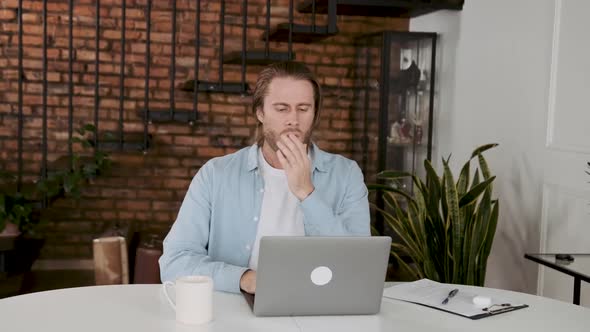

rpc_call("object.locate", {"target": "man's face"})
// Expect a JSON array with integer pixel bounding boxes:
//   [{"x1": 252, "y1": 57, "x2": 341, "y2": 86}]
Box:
[{"x1": 256, "y1": 77, "x2": 315, "y2": 151}]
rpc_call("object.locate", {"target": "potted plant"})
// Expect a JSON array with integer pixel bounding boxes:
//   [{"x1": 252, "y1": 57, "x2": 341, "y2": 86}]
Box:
[
  {"x1": 0, "y1": 124, "x2": 111, "y2": 276},
  {"x1": 0, "y1": 172, "x2": 44, "y2": 276},
  {"x1": 369, "y1": 143, "x2": 499, "y2": 286}
]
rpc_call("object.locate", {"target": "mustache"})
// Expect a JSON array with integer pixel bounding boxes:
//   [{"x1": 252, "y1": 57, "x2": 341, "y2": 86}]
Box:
[{"x1": 281, "y1": 129, "x2": 302, "y2": 136}]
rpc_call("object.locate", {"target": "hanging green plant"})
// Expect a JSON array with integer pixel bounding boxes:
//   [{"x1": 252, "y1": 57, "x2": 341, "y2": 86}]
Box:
[{"x1": 1, "y1": 123, "x2": 111, "y2": 235}]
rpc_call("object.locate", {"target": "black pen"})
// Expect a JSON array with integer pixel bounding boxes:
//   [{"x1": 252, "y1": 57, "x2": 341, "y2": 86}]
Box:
[{"x1": 441, "y1": 288, "x2": 459, "y2": 305}]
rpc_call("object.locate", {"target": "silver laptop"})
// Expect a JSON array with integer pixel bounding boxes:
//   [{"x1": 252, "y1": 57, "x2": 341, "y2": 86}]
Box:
[{"x1": 242, "y1": 236, "x2": 391, "y2": 316}]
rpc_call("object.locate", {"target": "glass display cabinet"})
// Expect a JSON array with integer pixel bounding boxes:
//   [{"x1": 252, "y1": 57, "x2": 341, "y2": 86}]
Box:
[{"x1": 353, "y1": 31, "x2": 437, "y2": 235}]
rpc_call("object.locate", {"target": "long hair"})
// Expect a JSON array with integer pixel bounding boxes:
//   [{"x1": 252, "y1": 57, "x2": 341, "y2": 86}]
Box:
[{"x1": 251, "y1": 61, "x2": 322, "y2": 146}]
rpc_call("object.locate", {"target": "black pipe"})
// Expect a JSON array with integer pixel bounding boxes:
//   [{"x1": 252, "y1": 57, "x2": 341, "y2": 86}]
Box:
[
  {"x1": 170, "y1": 0, "x2": 177, "y2": 119},
  {"x1": 362, "y1": 44, "x2": 370, "y2": 175},
  {"x1": 265, "y1": 0, "x2": 270, "y2": 57},
  {"x1": 94, "y1": 0, "x2": 100, "y2": 150},
  {"x1": 219, "y1": 0, "x2": 225, "y2": 88},
  {"x1": 411, "y1": 39, "x2": 420, "y2": 195},
  {"x1": 378, "y1": 34, "x2": 390, "y2": 176},
  {"x1": 241, "y1": 0, "x2": 247, "y2": 93},
  {"x1": 144, "y1": 0, "x2": 152, "y2": 150},
  {"x1": 68, "y1": 0, "x2": 74, "y2": 169},
  {"x1": 41, "y1": 0, "x2": 47, "y2": 179},
  {"x1": 312, "y1": 0, "x2": 316, "y2": 32},
  {"x1": 327, "y1": 0, "x2": 337, "y2": 33},
  {"x1": 119, "y1": 0, "x2": 127, "y2": 149},
  {"x1": 427, "y1": 35, "x2": 437, "y2": 162},
  {"x1": 192, "y1": 0, "x2": 200, "y2": 123},
  {"x1": 17, "y1": 0, "x2": 23, "y2": 192},
  {"x1": 42, "y1": 0, "x2": 48, "y2": 194},
  {"x1": 288, "y1": 0, "x2": 293, "y2": 57}
]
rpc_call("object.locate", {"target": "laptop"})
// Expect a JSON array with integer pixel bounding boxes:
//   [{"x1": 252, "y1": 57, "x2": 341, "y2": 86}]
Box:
[{"x1": 242, "y1": 236, "x2": 392, "y2": 316}]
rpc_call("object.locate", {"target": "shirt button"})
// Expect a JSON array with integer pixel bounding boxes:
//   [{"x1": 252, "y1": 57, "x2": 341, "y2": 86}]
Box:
[
  {"x1": 245, "y1": 245, "x2": 251, "y2": 250},
  {"x1": 253, "y1": 216, "x2": 258, "y2": 221},
  {"x1": 259, "y1": 189, "x2": 264, "y2": 193}
]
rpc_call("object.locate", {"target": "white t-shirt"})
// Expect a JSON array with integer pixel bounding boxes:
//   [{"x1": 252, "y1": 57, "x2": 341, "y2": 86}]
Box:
[{"x1": 248, "y1": 149, "x2": 305, "y2": 271}]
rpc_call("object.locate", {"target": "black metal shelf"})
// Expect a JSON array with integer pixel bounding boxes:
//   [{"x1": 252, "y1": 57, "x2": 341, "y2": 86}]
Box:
[
  {"x1": 181, "y1": 80, "x2": 249, "y2": 95},
  {"x1": 223, "y1": 51, "x2": 295, "y2": 65},
  {"x1": 137, "y1": 109, "x2": 197, "y2": 124},
  {"x1": 47, "y1": 155, "x2": 95, "y2": 173},
  {"x1": 262, "y1": 23, "x2": 338, "y2": 44},
  {"x1": 97, "y1": 132, "x2": 152, "y2": 152},
  {"x1": 297, "y1": 0, "x2": 464, "y2": 18}
]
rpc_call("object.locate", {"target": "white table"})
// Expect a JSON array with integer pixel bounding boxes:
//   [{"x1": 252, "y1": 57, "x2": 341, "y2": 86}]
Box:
[{"x1": 0, "y1": 283, "x2": 589, "y2": 331}]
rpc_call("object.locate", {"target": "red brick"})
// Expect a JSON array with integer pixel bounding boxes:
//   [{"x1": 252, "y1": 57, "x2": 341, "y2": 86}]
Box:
[
  {"x1": 173, "y1": 135, "x2": 209, "y2": 146},
  {"x1": 163, "y1": 178, "x2": 190, "y2": 190},
  {"x1": 115, "y1": 200, "x2": 151, "y2": 210},
  {"x1": 1, "y1": 0, "x2": 18, "y2": 8},
  {"x1": 0, "y1": 9, "x2": 17, "y2": 20},
  {"x1": 152, "y1": 201, "x2": 179, "y2": 211},
  {"x1": 0, "y1": 0, "x2": 410, "y2": 261}
]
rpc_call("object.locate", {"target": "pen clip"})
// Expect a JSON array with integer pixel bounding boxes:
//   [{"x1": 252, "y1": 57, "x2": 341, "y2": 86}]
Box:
[
  {"x1": 482, "y1": 303, "x2": 512, "y2": 313},
  {"x1": 441, "y1": 288, "x2": 459, "y2": 305}
]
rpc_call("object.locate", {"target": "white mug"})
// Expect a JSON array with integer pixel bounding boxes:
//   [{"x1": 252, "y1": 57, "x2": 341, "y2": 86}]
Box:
[{"x1": 163, "y1": 275, "x2": 214, "y2": 325}]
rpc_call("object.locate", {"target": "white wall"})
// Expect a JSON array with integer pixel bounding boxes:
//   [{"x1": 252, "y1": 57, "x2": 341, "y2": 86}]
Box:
[{"x1": 410, "y1": 0, "x2": 557, "y2": 294}]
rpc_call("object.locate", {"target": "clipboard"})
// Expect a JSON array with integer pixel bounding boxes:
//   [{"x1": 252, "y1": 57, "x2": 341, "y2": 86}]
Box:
[{"x1": 383, "y1": 279, "x2": 529, "y2": 320}]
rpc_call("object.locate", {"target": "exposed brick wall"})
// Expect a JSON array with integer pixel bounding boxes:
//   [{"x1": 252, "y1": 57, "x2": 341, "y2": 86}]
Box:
[{"x1": 0, "y1": 0, "x2": 408, "y2": 259}]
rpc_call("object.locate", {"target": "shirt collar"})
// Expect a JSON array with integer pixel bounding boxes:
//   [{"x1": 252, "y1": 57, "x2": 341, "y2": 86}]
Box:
[{"x1": 246, "y1": 143, "x2": 328, "y2": 173}]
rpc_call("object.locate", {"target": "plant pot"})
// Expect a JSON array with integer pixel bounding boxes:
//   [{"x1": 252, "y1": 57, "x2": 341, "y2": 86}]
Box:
[
  {"x1": 0, "y1": 235, "x2": 45, "y2": 276},
  {"x1": 0, "y1": 223, "x2": 21, "y2": 251}
]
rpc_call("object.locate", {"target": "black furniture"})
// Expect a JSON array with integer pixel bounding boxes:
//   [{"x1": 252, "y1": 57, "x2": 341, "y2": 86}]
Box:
[
  {"x1": 525, "y1": 253, "x2": 590, "y2": 305},
  {"x1": 353, "y1": 31, "x2": 437, "y2": 235}
]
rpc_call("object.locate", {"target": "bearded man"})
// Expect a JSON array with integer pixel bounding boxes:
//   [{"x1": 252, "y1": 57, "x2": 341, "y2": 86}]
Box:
[{"x1": 159, "y1": 61, "x2": 370, "y2": 294}]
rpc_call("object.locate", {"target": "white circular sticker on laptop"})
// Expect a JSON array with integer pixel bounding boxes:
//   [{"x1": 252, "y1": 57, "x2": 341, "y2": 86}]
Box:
[{"x1": 310, "y1": 266, "x2": 332, "y2": 286}]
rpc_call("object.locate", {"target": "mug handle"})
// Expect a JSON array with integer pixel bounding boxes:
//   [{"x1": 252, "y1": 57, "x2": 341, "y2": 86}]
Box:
[{"x1": 162, "y1": 281, "x2": 176, "y2": 310}]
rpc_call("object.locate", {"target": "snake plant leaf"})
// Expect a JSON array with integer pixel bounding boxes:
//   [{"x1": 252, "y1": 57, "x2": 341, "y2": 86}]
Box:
[
  {"x1": 377, "y1": 170, "x2": 413, "y2": 179},
  {"x1": 390, "y1": 244, "x2": 423, "y2": 280},
  {"x1": 457, "y1": 160, "x2": 471, "y2": 196},
  {"x1": 374, "y1": 203, "x2": 421, "y2": 258},
  {"x1": 482, "y1": 200, "x2": 499, "y2": 262},
  {"x1": 478, "y1": 153, "x2": 492, "y2": 180},
  {"x1": 443, "y1": 159, "x2": 462, "y2": 283},
  {"x1": 470, "y1": 143, "x2": 498, "y2": 159},
  {"x1": 367, "y1": 184, "x2": 417, "y2": 206},
  {"x1": 369, "y1": 144, "x2": 498, "y2": 286},
  {"x1": 458, "y1": 176, "x2": 496, "y2": 207}
]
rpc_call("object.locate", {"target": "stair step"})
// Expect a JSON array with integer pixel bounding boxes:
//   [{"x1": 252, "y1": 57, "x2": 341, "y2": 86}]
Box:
[
  {"x1": 297, "y1": 0, "x2": 464, "y2": 18},
  {"x1": 0, "y1": 181, "x2": 38, "y2": 197},
  {"x1": 137, "y1": 109, "x2": 197, "y2": 124},
  {"x1": 0, "y1": 181, "x2": 47, "y2": 210},
  {"x1": 263, "y1": 23, "x2": 337, "y2": 44},
  {"x1": 223, "y1": 51, "x2": 295, "y2": 65},
  {"x1": 48, "y1": 156, "x2": 95, "y2": 173},
  {"x1": 97, "y1": 132, "x2": 152, "y2": 152},
  {"x1": 181, "y1": 80, "x2": 249, "y2": 94}
]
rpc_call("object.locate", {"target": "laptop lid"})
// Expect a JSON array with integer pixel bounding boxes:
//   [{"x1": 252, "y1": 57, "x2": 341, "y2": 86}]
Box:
[{"x1": 251, "y1": 236, "x2": 391, "y2": 316}]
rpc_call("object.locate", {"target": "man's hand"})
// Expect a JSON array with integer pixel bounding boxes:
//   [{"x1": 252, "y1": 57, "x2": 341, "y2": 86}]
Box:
[
  {"x1": 240, "y1": 270, "x2": 256, "y2": 294},
  {"x1": 276, "y1": 134, "x2": 314, "y2": 201}
]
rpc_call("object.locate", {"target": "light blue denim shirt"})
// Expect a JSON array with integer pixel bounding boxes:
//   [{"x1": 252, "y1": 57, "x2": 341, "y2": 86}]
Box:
[{"x1": 159, "y1": 143, "x2": 370, "y2": 293}]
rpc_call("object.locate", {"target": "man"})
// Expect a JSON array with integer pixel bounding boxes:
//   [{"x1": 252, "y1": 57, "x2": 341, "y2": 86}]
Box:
[{"x1": 159, "y1": 61, "x2": 370, "y2": 294}]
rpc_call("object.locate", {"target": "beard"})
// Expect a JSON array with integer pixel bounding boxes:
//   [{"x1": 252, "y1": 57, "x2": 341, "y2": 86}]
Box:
[{"x1": 263, "y1": 127, "x2": 312, "y2": 152}]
